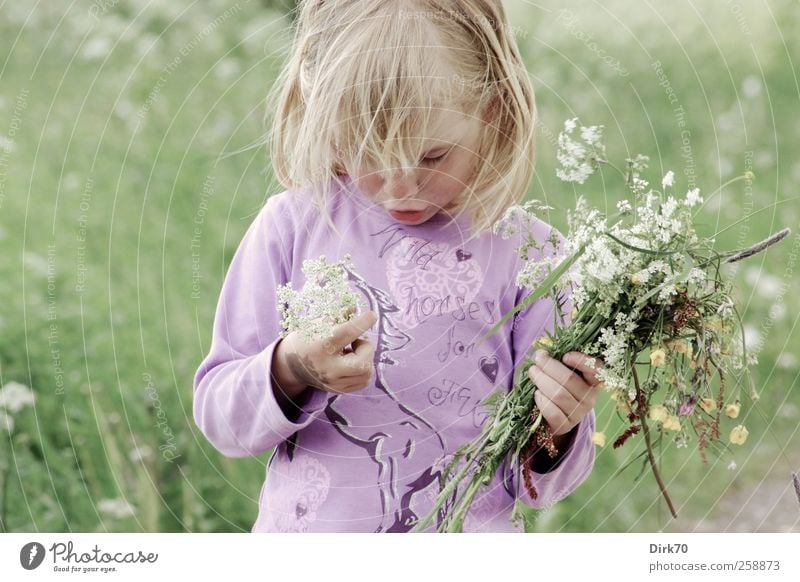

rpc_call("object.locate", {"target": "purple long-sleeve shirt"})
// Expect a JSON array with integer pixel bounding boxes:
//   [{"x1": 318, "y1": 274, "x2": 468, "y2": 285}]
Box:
[{"x1": 192, "y1": 175, "x2": 595, "y2": 532}]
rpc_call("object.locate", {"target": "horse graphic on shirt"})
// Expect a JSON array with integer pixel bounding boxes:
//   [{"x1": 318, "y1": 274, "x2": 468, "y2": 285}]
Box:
[{"x1": 320, "y1": 267, "x2": 448, "y2": 532}]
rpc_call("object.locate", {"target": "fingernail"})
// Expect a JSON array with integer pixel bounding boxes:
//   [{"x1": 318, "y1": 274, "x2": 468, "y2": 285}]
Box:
[{"x1": 534, "y1": 349, "x2": 547, "y2": 363}]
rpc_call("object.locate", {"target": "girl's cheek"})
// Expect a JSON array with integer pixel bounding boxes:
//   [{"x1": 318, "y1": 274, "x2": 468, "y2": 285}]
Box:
[{"x1": 353, "y1": 172, "x2": 382, "y2": 199}]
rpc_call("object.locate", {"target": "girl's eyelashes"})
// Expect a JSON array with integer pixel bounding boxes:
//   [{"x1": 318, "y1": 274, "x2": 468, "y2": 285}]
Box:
[{"x1": 420, "y1": 147, "x2": 453, "y2": 166}]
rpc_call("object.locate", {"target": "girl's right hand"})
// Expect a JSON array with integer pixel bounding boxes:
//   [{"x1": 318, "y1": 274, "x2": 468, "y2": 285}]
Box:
[{"x1": 273, "y1": 310, "x2": 378, "y2": 398}]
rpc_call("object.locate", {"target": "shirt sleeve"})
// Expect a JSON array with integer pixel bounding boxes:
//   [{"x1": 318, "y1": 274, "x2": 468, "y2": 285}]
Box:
[
  {"x1": 502, "y1": 220, "x2": 596, "y2": 510},
  {"x1": 192, "y1": 194, "x2": 329, "y2": 458}
]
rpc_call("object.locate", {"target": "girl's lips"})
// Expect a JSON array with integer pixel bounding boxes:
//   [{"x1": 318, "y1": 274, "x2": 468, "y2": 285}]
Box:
[{"x1": 389, "y1": 209, "x2": 426, "y2": 222}]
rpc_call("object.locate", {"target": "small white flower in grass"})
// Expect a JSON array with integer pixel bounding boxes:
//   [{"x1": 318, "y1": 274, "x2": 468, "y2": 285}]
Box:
[
  {"x1": 661, "y1": 171, "x2": 675, "y2": 188},
  {"x1": 616, "y1": 200, "x2": 632, "y2": 215},
  {"x1": 685, "y1": 188, "x2": 703, "y2": 207},
  {"x1": 129, "y1": 446, "x2": 154, "y2": 463},
  {"x1": 277, "y1": 254, "x2": 363, "y2": 342},
  {"x1": 0, "y1": 410, "x2": 13, "y2": 433},
  {"x1": 0, "y1": 381, "x2": 35, "y2": 414},
  {"x1": 727, "y1": 460, "x2": 737, "y2": 471},
  {"x1": 98, "y1": 498, "x2": 135, "y2": 519}
]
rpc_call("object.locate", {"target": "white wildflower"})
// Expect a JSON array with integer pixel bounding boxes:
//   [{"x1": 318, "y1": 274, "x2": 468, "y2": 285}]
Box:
[
  {"x1": 98, "y1": 498, "x2": 135, "y2": 519},
  {"x1": 0, "y1": 381, "x2": 35, "y2": 414},
  {"x1": 616, "y1": 200, "x2": 632, "y2": 215},
  {"x1": 277, "y1": 255, "x2": 363, "y2": 342},
  {"x1": 685, "y1": 188, "x2": 703, "y2": 207},
  {"x1": 716, "y1": 296, "x2": 734, "y2": 317},
  {"x1": 492, "y1": 199, "x2": 552, "y2": 239},
  {"x1": 556, "y1": 118, "x2": 607, "y2": 184},
  {"x1": 0, "y1": 410, "x2": 13, "y2": 433},
  {"x1": 129, "y1": 446, "x2": 154, "y2": 463},
  {"x1": 661, "y1": 170, "x2": 675, "y2": 188}
]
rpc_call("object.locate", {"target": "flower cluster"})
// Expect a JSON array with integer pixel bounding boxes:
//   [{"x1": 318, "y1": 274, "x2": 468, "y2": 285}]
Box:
[
  {"x1": 276, "y1": 254, "x2": 363, "y2": 342},
  {"x1": 416, "y1": 118, "x2": 790, "y2": 531},
  {"x1": 0, "y1": 381, "x2": 35, "y2": 433},
  {"x1": 555, "y1": 117, "x2": 608, "y2": 184}
]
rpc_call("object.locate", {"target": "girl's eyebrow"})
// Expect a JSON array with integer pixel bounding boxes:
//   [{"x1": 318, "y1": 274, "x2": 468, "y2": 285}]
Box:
[{"x1": 421, "y1": 136, "x2": 459, "y2": 153}]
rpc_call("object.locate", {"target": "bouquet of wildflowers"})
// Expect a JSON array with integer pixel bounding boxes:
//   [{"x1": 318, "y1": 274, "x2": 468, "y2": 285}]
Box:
[
  {"x1": 413, "y1": 118, "x2": 790, "y2": 532},
  {"x1": 276, "y1": 254, "x2": 363, "y2": 342}
]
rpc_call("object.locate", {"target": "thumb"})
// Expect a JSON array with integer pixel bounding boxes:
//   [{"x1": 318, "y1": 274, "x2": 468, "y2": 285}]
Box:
[{"x1": 326, "y1": 310, "x2": 377, "y2": 352}]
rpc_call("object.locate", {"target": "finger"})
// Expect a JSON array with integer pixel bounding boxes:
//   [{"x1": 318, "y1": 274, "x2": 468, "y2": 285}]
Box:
[
  {"x1": 325, "y1": 310, "x2": 377, "y2": 353},
  {"x1": 534, "y1": 390, "x2": 573, "y2": 436},
  {"x1": 336, "y1": 338, "x2": 375, "y2": 377},
  {"x1": 532, "y1": 351, "x2": 589, "y2": 401},
  {"x1": 529, "y1": 366, "x2": 582, "y2": 420},
  {"x1": 533, "y1": 350, "x2": 577, "y2": 389},
  {"x1": 561, "y1": 352, "x2": 604, "y2": 386}
]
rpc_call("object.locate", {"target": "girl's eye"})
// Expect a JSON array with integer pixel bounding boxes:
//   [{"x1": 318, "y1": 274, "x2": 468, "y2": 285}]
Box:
[{"x1": 420, "y1": 149, "x2": 451, "y2": 166}]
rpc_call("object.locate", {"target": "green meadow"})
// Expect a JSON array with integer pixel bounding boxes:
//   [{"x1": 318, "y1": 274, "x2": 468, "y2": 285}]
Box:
[{"x1": 1, "y1": 0, "x2": 797, "y2": 532}]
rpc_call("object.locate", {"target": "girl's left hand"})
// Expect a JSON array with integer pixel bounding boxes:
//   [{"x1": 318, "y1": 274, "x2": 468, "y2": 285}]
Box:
[{"x1": 527, "y1": 350, "x2": 605, "y2": 437}]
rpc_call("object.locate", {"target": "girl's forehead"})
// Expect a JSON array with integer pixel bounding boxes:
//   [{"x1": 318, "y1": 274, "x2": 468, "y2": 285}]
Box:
[{"x1": 415, "y1": 108, "x2": 480, "y2": 145}]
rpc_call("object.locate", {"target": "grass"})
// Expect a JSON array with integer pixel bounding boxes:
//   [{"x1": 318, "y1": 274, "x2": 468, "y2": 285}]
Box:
[{"x1": 0, "y1": 0, "x2": 797, "y2": 532}]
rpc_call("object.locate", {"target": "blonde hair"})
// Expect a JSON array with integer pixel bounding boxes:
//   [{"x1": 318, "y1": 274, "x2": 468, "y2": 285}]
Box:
[{"x1": 267, "y1": 0, "x2": 536, "y2": 241}]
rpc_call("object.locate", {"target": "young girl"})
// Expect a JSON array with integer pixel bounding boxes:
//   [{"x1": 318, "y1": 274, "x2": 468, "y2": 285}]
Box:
[{"x1": 193, "y1": 0, "x2": 602, "y2": 533}]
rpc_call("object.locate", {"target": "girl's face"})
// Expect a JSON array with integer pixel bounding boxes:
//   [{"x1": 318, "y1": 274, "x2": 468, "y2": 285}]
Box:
[{"x1": 349, "y1": 107, "x2": 490, "y2": 225}]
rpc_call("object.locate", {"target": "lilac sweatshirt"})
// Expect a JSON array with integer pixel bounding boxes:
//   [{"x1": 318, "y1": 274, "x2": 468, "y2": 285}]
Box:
[{"x1": 192, "y1": 175, "x2": 595, "y2": 533}]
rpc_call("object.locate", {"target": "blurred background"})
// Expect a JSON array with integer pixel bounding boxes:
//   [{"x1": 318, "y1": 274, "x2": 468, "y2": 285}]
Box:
[{"x1": 0, "y1": 0, "x2": 797, "y2": 533}]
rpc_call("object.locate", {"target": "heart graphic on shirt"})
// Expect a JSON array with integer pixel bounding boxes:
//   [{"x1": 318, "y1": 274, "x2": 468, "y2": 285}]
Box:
[
  {"x1": 479, "y1": 356, "x2": 498, "y2": 384},
  {"x1": 455, "y1": 249, "x2": 472, "y2": 262}
]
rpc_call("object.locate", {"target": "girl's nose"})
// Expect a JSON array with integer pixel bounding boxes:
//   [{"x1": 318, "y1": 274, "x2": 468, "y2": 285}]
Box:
[{"x1": 383, "y1": 171, "x2": 419, "y2": 200}]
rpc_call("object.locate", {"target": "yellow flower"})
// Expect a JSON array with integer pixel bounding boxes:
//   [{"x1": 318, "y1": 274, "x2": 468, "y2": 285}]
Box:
[
  {"x1": 570, "y1": 308, "x2": 579, "y2": 321},
  {"x1": 662, "y1": 415, "x2": 682, "y2": 431},
  {"x1": 666, "y1": 340, "x2": 691, "y2": 355},
  {"x1": 536, "y1": 336, "x2": 553, "y2": 349},
  {"x1": 616, "y1": 398, "x2": 632, "y2": 414},
  {"x1": 630, "y1": 273, "x2": 644, "y2": 285},
  {"x1": 592, "y1": 432, "x2": 607, "y2": 447},
  {"x1": 699, "y1": 398, "x2": 717, "y2": 414},
  {"x1": 729, "y1": 425, "x2": 749, "y2": 445},
  {"x1": 725, "y1": 402, "x2": 740, "y2": 419},
  {"x1": 650, "y1": 349, "x2": 667, "y2": 367},
  {"x1": 649, "y1": 405, "x2": 668, "y2": 423}
]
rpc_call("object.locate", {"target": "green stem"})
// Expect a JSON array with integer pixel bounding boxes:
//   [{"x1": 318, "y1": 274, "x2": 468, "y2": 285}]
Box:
[
  {"x1": 633, "y1": 366, "x2": 678, "y2": 519},
  {"x1": 710, "y1": 197, "x2": 799, "y2": 237}
]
